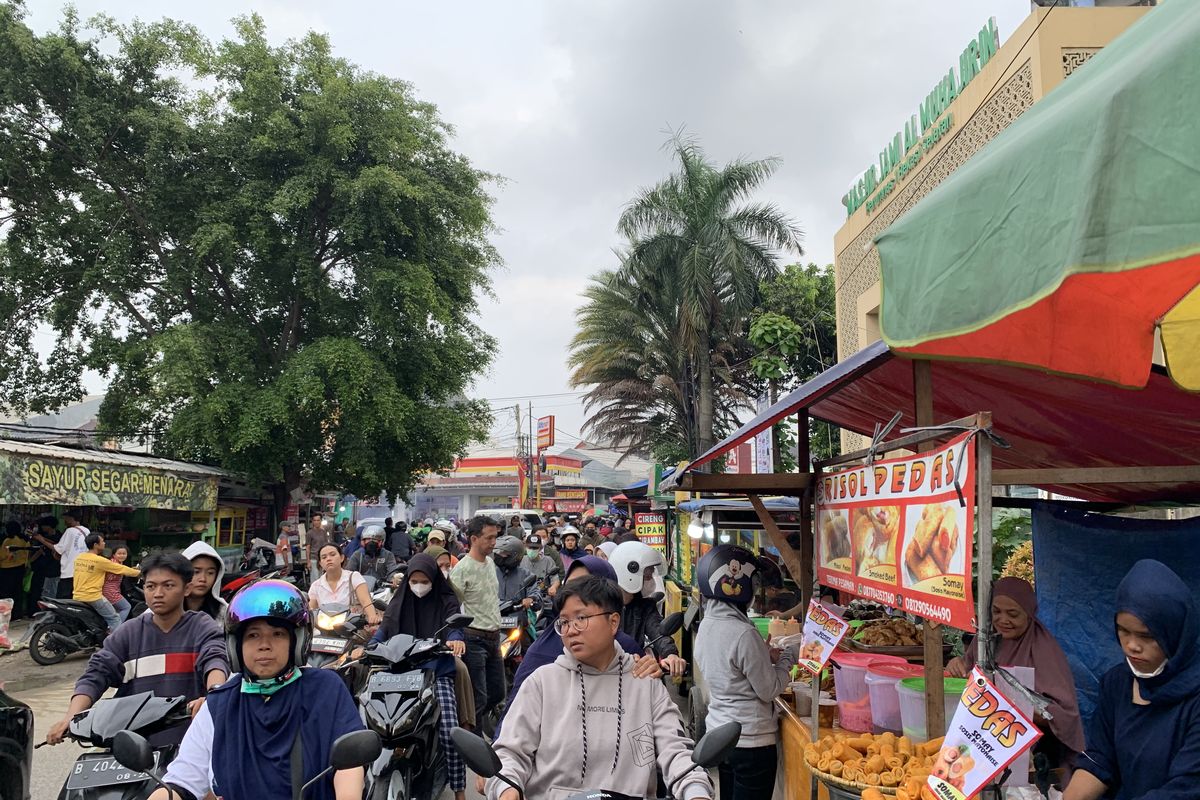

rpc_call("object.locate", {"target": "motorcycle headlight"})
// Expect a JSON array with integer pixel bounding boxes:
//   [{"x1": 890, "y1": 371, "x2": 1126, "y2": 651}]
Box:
[{"x1": 316, "y1": 610, "x2": 348, "y2": 631}]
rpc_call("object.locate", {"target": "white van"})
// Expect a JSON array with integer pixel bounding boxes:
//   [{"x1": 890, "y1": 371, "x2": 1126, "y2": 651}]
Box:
[{"x1": 474, "y1": 508, "x2": 544, "y2": 532}]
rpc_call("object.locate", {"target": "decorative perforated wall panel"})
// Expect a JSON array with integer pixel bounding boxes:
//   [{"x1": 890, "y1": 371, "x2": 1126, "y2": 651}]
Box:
[{"x1": 1062, "y1": 48, "x2": 1101, "y2": 77}]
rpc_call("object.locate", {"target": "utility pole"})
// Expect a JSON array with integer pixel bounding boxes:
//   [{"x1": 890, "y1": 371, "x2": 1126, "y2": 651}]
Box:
[{"x1": 529, "y1": 402, "x2": 537, "y2": 509}]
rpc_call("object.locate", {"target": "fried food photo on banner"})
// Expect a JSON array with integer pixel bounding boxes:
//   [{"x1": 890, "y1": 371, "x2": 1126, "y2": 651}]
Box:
[
  {"x1": 853, "y1": 506, "x2": 899, "y2": 576},
  {"x1": 903, "y1": 502, "x2": 960, "y2": 584},
  {"x1": 820, "y1": 510, "x2": 851, "y2": 566}
]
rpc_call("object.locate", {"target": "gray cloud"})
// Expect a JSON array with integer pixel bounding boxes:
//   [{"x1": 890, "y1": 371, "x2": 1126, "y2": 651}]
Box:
[{"x1": 25, "y1": 0, "x2": 1029, "y2": 442}]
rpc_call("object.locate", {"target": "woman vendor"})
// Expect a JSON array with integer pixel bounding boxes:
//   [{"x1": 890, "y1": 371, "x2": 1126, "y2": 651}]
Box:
[
  {"x1": 1063, "y1": 559, "x2": 1200, "y2": 800},
  {"x1": 947, "y1": 577, "x2": 1085, "y2": 771}
]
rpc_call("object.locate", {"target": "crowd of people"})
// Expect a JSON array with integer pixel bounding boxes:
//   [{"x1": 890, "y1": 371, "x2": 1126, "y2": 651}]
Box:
[{"x1": 21, "y1": 506, "x2": 1197, "y2": 800}]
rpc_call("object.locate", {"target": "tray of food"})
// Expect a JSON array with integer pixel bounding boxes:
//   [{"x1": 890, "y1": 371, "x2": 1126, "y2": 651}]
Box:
[
  {"x1": 842, "y1": 618, "x2": 954, "y2": 660},
  {"x1": 805, "y1": 731, "x2": 945, "y2": 799}
]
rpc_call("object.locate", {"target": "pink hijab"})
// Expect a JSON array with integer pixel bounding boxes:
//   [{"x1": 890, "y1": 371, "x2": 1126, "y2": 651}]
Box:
[{"x1": 965, "y1": 577, "x2": 1085, "y2": 754}]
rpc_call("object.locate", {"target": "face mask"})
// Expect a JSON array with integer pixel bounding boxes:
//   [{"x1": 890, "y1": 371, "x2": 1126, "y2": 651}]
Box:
[
  {"x1": 1128, "y1": 657, "x2": 1167, "y2": 679},
  {"x1": 440, "y1": 567, "x2": 451, "y2": 578},
  {"x1": 410, "y1": 582, "x2": 432, "y2": 598},
  {"x1": 365, "y1": 542, "x2": 379, "y2": 556},
  {"x1": 241, "y1": 666, "x2": 301, "y2": 696},
  {"x1": 527, "y1": 548, "x2": 541, "y2": 559}
]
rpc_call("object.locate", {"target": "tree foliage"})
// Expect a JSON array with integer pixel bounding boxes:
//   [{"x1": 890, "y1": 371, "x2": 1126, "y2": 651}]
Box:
[
  {"x1": 569, "y1": 134, "x2": 802, "y2": 463},
  {"x1": 749, "y1": 263, "x2": 839, "y2": 465},
  {"x1": 0, "y1": 5, "x2": 497, "y2": 506}
]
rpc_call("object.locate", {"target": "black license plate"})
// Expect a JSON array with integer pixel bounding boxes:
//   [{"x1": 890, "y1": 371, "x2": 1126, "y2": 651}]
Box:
[
  {"x1": 311, "y1": 636, "x2": 347, "y2": 653},
  {"x1": 368, "y1": 671, "x2": 424, "y2": 692},
  {"x1": 500, "y1": 615, "x2": 520, "y2": 628},
  {"x1": 65, "y1": 753, "x2": 159, "y2": 790}
]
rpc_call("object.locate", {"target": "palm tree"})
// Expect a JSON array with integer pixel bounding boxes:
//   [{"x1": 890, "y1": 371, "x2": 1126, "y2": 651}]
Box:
[
  {"x1": 568, "y1": 260, "x2": 753, "y2": 463},
  {"x1": 618, "y1": 134, "x2": 803, "y2": 457}
]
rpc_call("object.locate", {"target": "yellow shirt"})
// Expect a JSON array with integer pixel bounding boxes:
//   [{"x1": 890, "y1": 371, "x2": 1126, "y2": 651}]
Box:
[
  {"x1": 0, "y1": 536, "x2": 28, "y2": 569},
  {"x1": 72, "y1": 552, "x2": 140, "y2": 602}
]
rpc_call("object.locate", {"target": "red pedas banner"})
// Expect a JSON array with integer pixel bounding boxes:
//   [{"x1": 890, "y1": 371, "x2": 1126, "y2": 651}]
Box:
[{"x1": 815, "y1": 432, "x2": 976, "y2": 632}]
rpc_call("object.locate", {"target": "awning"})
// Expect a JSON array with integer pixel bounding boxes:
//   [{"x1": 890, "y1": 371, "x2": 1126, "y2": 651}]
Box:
[
  {"x1": 683, "y1": 341, "x2": 1200, "y2": 504},
  {"x1": 678, "y1": 497, "x2": 799, "y2": 514},
  {"x1": 620, "y1": 466, "x2": 676, "y2": 498},
  {"x1": 0, "y1": 439, "x2": 223, "y2": 511}
]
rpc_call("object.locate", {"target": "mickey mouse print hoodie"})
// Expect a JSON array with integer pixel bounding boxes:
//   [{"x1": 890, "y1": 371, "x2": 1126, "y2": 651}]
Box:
[{"x1": 487, "y1": 643, "x2": 713, "y2": 800}]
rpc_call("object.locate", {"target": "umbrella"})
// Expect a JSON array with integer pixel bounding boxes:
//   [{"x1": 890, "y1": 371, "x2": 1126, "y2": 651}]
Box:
[{"x1": 875, "y1": 1, "x2": 1200, "y2": 390}]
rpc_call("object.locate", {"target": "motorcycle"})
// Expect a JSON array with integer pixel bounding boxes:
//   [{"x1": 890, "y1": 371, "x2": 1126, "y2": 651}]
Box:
[
  {"x1": 0, "y1": 684, "x2": 33, "y2": 800},
  {"x1": 45, "y1": 691, "x2": 190, "y2": 800},
  {"x1": 347, "y1": 613, "x2": 472, "y2": 800},
  {"x1": 451, "y1": 719, "x2": 742, "y2": 800},
  {"x1": 498, "y1": 574, "x2": 538, "y2": 684},
  {"x1": 309, "y1": 602, "x2": 371, "y2": 668},
  {"x1": 111, "y1": 720, "x2": 382, "y2": 800},
  {"x1": 25, "y1": 597, "x2": 108, "y2": 666}
]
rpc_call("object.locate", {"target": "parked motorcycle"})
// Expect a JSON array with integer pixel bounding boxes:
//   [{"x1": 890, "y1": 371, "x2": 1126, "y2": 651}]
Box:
[
  {"x1": 349, "y1": 613, "x2": 471, "y2": 800},
  {"x1": 0, "y1": 684, "x2": 33, "y2": 800},
  {"x1": 25, "y1": 597, "x2": 108, "y2": 666},
  {"x1": 46, "y1": 691, "x2": 190, "y2": 800},
  {"x1": 451, "y1": 719, "x2": 742, "y2": 800}
]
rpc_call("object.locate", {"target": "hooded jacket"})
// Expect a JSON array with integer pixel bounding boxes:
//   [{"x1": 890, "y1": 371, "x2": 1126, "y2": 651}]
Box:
[
  {"x1": 487, "y1": 643, "x2": 712, "y2": 800},
  {"x1": 621, "y1": 594, "x2": 679, "y2": 659},
  {"x1": 693, "y1": 598, "x2": 797, "y2": 748},
  {"x1": 1078, "y1": 559, "x2": 1200, "y2": 799},
  {"x1": 181, "y1": 541, "x2": 228, "y2": 621}
]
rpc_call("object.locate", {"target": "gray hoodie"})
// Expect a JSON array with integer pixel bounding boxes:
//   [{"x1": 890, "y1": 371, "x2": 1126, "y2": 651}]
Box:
[
  {"x1": 181, "y1": 541, "x2": 228, "y2": 621},
  {"x1": 487, "y1": 643, "x2": 713, "y2": 800},
  {"x1": 693, "y1": 598, "x2": 797, "y2": 748}
]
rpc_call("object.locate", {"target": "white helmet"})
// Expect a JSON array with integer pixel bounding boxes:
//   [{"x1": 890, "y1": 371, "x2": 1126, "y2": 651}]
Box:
[
  {"x1": 433, "y1": 519, "x2": 456, "y2": 535},
  {"x1": 610, "y1": 541, "x2": 665, "y2": 595}
]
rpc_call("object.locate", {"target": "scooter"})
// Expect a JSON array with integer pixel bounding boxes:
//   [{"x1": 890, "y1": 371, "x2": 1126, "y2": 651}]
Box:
[
  {"x1": 309, "y1": 602, "x2": 370, "y2": 668},
  {"x1": 110, "y1": 720, "x2": 383, "y2": 800},
  {"x1": 25, "y1": 597, "x2": 108, "y2": 666},
  {"x1": 451, "y1": 719, "x2": 742, "y2": 800},
  {"x1": 347, "y1": 613, "x2": 472, "y2": 800},
  {"x1": 498, "y1": 575, "x2": 538, "y2": 684},
  {"x1": 45, "y1": 691, "x2": 190, "y2": 800}
]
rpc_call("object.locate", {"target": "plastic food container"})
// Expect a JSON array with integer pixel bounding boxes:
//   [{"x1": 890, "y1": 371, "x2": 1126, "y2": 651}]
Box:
[
  {"x1": 865, "y1": 662, "x2": 925, "y2": 734},
  {"x1": 897, "y1": 677, "x2": 968, "y2": 742},
  {"x1": 829, "y1": 652, "x2": 907, "y2": 733},
  {"x1": 751, "y1": 617, "x2": 771, "y2": 640}
]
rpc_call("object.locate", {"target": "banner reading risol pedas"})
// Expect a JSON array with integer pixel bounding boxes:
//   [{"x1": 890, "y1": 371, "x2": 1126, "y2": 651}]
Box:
[
  {"x1": 0, "y1": 452, "x2": 219, "y2": 512},
  {"x1": 815, "y1": 431, "x2": 976, "y2": 631}
]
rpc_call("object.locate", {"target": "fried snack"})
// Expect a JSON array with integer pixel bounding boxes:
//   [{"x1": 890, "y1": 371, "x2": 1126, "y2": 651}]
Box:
[
  {"x1": 829, "y1": 760, "x2": 844, "y2": 777},
  {"x1": 804, "y1": 747, "x2": 821, "y2": 767},
  {"x1": 930, "y1": 513, "x2": 959, "y2": 574},
  {"x1": 918, "y1": 736, "x2": 946, "y2": 757},
  {"x1": 886, "y1": 756, "x2": 904, "y2": 770},
  {"x1": 881, "y1": 772, "x2": 900, "y2": 788},
  {"x1": 862, "y1": 789, "x2": 886, "y2": 800},
  {"x1": 897, "y1": 790, "x2": 912, "y2": 800},
  {"x1": 898, "y1": 735, "x2": 914, "y2": 756},
  {"x1": 817, "y1": 757, "x2": 831, "y2": 773},
  {"x1": 910, "y1": 504, "x2": 946, "y2": 556}
]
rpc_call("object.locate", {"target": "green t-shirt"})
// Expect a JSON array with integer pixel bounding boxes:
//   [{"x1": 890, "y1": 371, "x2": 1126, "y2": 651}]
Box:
[{"x1": 450, "y1": 554, "x2": 501, "y2": 631}]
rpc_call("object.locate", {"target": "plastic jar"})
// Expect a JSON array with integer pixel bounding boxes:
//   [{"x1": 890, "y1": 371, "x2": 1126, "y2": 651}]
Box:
[
  {"x1": 829, "y1": 652, "x2": 907, "y2": 733},
  {"x1": 864, "y1": 662, "x2": 924, "y2": 734},
  {"x1": 897, "y1": 677, "x2": 968, "y2": 742}
]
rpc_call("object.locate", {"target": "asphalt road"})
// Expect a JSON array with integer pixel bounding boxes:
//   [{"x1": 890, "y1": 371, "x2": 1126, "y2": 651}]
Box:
[{"x1": 2, "y1": 626, "x2": 480, "y2": 800}]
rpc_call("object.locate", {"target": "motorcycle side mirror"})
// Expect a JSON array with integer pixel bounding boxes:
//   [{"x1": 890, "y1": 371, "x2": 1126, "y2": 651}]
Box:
[
  {"x1": 692, "y1": 721, "x2": 742, "y2": 769},
  {"x1": 113, "y1": 730, "x2": 154, "y2": 773},
  {"x1": 659, "y1": 612, "x2": 684, "y2": 639},
  {"x1": 521, "y1": 573, "x2": 536, "y2": 589},
  {"x1": 300, "y1": 730, "x2": 383, "y2": 798},
  {"x1": 451, "y1": 727, "x2": 501, "y2": 777}
]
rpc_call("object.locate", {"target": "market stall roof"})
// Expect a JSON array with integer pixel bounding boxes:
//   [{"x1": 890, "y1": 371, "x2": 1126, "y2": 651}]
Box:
[
  {"x1": 620, "y1": 466, "x2": 676, "y2": 498},
  {"x1": 678, "y1": 497, "x2": 799, "y2": 514},
  {"x1": 0, "y1": 439, "x2": 230, "y2": 477},
  {"x1": 682, "y1": 340, "x2": 1200, "y2": 504}
]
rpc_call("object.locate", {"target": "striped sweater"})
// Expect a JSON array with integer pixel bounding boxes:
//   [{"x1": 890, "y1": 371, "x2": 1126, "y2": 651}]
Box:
[{"x1": 74, "y1": 610, "x2": 228, "y2": 704}]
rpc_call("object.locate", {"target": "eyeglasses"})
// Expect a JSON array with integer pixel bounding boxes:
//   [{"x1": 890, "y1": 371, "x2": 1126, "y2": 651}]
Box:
[{"x1": 553, "y1": 612, "x2": 614, "y2": 636}]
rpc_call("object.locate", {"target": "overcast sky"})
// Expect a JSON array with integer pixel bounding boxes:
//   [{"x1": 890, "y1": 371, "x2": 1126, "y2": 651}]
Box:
[{"x1": 26, "y1": 0, "x2": 1030, "y2": 448}]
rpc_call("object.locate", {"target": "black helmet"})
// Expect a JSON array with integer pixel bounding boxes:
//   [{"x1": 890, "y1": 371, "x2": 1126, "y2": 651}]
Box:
[
  {"x1": 225, "y1": 579, "x2": 311, "y2": 674},
  {"x1": 696, "y1": 545, "x2": 758, "y2": 607},
  {"x1": 493, "y1": 535, "x2": 525, "y2": 570}
]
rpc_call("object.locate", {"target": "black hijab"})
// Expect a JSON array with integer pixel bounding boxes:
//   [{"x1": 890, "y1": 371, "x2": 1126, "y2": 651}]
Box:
[{"x1": 380, "y1": 553, "x2": 459, "y2": 640}]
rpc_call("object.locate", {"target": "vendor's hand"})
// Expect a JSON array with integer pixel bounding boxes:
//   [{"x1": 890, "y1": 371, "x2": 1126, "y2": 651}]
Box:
[
  {"x1": 766, "y1": 610, "x2": 783, "y2": 618},
  {"x1": 47, "y1": 716, "x2": 72, "y2": 745},
  {"x1": 448, "y1": 640, "x2": 466, "y2": 657},
  {"x1": 521, "y1": 597, "x2": 533, "y2": 609},
  {"x1": 632, "y1": 653, "x2": 664, "y2": 679},
  {"x1": 660, "y1": 654, "x2": 688, "y2": 677},
  {"x1": 945, "y1": 656, "x2": 968, "y2": 678},
  {"x1": 187, "y1": 698, "x2": 205, "y2": 718}
]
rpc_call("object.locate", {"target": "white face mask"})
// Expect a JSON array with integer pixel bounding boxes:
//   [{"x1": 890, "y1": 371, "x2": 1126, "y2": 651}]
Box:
[
  {"x1": 410, "y1": 582, "x2": 432, "y2": 598},
  {"x1": 1128, "y1": 657, "x2": 1167, "y2": 679},
  {"x1": 440, "y1": 567, "x2": 450, "y2": 579}
]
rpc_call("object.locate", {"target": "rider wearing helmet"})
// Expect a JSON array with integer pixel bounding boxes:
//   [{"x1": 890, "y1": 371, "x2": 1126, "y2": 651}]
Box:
[
  {"x1": 558, "y1": 525, "x2": 587, "y2": 560},
  {"x1": 151, "y1": 580, "x2": 367, "y2": 800},
  {"x1": 430, "y1": 518, "x2": 463, "y2": 557},
  {"x1": 346, "y1": 524, "x2": 398, "y2": 583},
  {"x1": 609, "y1": 541, "x2": 687, "y2": 677},
  {"x1": 692, "y1": 546, "x2": 798, "y2": 800},
  {"x1": 493, "y1": 534, "x2": 541, "y2": 609}
]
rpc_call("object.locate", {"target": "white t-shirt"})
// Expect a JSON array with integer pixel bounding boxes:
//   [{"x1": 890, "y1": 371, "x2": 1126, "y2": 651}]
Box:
[
  {"x1": 309, "y1": 569, "x2": 366, "y2": 611},
  {"x1": 55, "y1": 525, "x2": 90, "y2": 579}
]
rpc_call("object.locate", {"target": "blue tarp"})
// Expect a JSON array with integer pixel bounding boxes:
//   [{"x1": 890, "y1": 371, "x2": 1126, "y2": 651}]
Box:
[{"x1": 1031, "y1": 504, "x2": 1200, "y2": 719}]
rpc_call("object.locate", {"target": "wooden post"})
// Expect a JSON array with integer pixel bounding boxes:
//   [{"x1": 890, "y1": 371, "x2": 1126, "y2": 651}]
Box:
[
  {"x1": 748, "y1": 495, "x2": 807, "y2": 595},
  {"x1": 976, "y1": 422, "x2": 994, "y2": 672},
  {"x1": 914, "y1": 360, "x2": 947, "y2": 739},
  {"x1": 797, "y1": 411, "x2": 814, "y2": 609}
]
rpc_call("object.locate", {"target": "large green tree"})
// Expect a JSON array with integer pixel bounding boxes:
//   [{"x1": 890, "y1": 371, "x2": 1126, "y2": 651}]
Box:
[
  {"x1": 0, "y1": 5, "x2": 496, "y2": 510},
  {"x1": 567, "y1": 257, "x2": 754, "y2": 464},
  {"x1": 616, "y1": 136, "x2": 803, "y2": 459}
]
